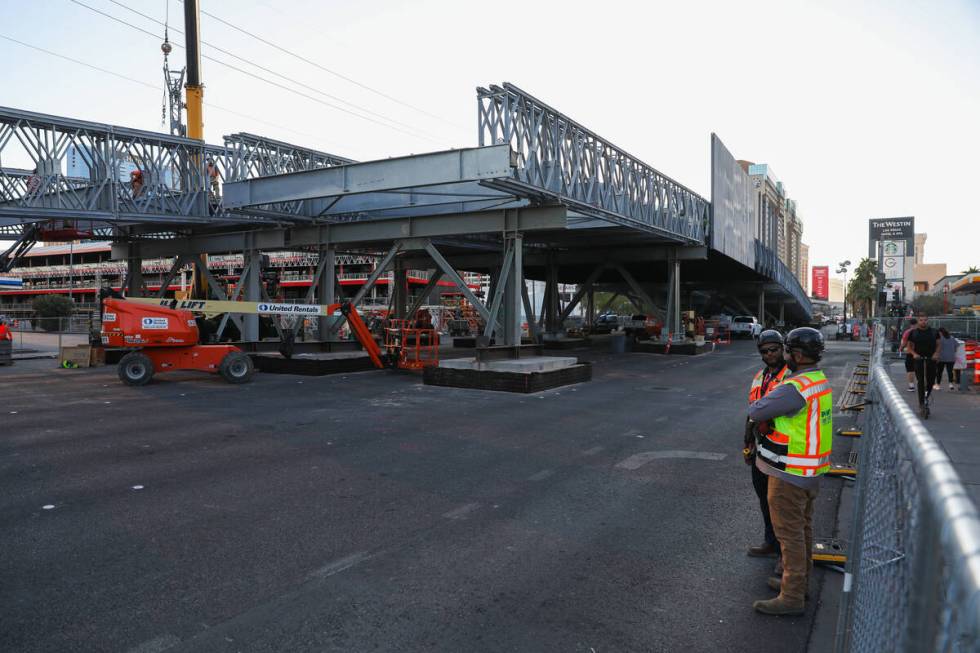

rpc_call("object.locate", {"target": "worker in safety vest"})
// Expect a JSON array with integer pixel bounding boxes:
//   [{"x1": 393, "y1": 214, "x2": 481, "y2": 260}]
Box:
[
  {"x1": 0, "y1": 317, "x2": 11, "y2": 341},
  {"x1": 744, "y1": 330, "x2": 789, "y2": 560},
  {"x1": 748, "y1": 327, "x2": 832, "y2": 616}
]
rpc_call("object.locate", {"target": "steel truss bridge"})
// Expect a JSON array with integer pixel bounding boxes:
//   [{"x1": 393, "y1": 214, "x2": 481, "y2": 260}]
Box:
[{"x1": 1, "y1": 83, "x2": 810, "y2": 343}]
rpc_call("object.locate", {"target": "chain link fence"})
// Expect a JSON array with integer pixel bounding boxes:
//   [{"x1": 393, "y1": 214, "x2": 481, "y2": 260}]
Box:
[{"x1": 835, "y1": 325, "x2": 980, "y2": 651}]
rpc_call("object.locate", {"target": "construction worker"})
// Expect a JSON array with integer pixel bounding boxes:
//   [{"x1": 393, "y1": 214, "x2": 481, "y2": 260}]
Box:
[
  {"x1": 748, "y1": 327, "x2": 832, "y2": 616},
  {"x1": 129, "y1": 169, "x2": 144, "y2": 199},
  {"x1": 744, "y1": 329, "x2": 789, "y2": 559},
  {"x1": 0, "y1": 317, "x2": 12, "y2": 341},
  {"x1": 206, "y1": 158, "x2": 221, "y2": 195}
]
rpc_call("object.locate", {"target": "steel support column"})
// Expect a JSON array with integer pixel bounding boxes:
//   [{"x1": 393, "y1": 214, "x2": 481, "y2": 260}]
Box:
[
  {"x1": 521, "y1": 280, "x2": 538, "y2": 341},
  {"x1": 424, "y1": 242, "x2": 491, "y2": 324},
  {"x1": 393, "y1": 260, "x2": 407, "y2": 319},
  {"x1": 758, "y1": 287, "x2": 766, "y2": 326},
  {"x1": 243, "y1": 250, "x2": 261, "y2": 341},
  {"x1": 125, "y1": 241, "x2": 144, "y2": 297},
  {"x1": 502, "y1": 233, "x2": 524, "y2": 346},
  {"x1": 316, "y1": 247, "x2": 336, "y2": 338},
  {"x1": 779, "y1": 300, "x2": 785, "y2": 326},
  {"x1": 672, "y1": 258, "x2": 681, "y2": 337}
]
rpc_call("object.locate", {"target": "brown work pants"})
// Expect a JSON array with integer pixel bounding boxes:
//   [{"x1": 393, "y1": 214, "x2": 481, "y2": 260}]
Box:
[{"x1": 767, "y1": 475, "x2": 817, "y2": 605}]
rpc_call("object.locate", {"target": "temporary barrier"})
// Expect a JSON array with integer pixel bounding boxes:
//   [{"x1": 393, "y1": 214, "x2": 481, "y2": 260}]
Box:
[{"x1": 835, "y1": 325, "x2": 980, "y2": 651}]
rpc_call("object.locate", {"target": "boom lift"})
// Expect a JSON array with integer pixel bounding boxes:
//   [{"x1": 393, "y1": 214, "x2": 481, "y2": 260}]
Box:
[{"x1": 101, "y1": 297, "x2": 384, "y2": 386}]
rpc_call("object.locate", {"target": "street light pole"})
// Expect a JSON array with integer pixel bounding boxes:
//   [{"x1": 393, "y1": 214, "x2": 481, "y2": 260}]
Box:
[{"x1": 837, "y1": 260, "x2": 851, "y2": 324}]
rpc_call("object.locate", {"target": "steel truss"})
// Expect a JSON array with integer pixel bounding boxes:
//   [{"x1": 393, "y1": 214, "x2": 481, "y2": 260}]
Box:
[
  {"x1": 0, "y1": 107, "x2": 357, "y2": 235},
  {"x1": 478, "y1": 83, "x2": 708, "y2": 244}
]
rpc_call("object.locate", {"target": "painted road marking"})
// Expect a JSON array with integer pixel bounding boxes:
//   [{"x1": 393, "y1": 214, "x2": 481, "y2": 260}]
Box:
[
  {"x1": 125, "y1": 634, "x2": 181, "y2": 653},
  {"x1": 443, "y1": 502, "x2": 481, "y2": 520},
  {"x1": 582, "y1": 446, "x2": 604, "y2": 456},
  {"x1": 616, "y1": 450, "x2": 727, "y2": 470},
  {"x1": 528, "y1": 469, "x2": 554, "y2": 482},
  {"x1": 308, "y1": 551, "x2": 371, "y2": 579}
]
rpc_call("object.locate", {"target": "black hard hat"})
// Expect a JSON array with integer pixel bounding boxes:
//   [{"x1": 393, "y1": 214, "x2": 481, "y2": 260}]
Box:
[
  {"x1": 786, "y1": 327, "x2": 825, "y2": 360},
  {"x1": 757, "y1": 329, "x2": 784, "y2": 348}
]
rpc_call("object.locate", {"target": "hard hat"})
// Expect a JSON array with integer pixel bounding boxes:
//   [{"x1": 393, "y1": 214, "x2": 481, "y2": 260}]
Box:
[
  {"x1": 757, "y1": 329, "x2": 784, "y2": 348},
  {"x1": 785, "y1": 327, "x2": 825, "y2": 360}
]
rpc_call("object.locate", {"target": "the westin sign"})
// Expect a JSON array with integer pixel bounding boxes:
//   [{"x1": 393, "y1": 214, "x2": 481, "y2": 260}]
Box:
[{"x1": 868, "y1": 217, "x2": 914, "y2": 242}]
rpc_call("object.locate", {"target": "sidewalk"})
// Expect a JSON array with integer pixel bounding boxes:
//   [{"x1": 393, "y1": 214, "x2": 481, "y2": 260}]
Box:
[{"x1": 887, "y1": 359, "x2": 980, "y2": 506}]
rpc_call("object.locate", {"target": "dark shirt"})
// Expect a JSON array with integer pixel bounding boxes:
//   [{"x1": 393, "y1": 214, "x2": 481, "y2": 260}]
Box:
[{"x1": 907, "y1": 327, "x2": 940, "y2": 358}]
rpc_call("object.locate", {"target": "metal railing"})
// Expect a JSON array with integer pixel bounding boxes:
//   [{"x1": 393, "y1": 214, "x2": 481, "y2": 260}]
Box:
[
  {"x1": 754, "y1": 239, "x2": 812, "y2": 316},
  {"x1": 835, "y1": 325, "x2": 980, "y2": 651}
]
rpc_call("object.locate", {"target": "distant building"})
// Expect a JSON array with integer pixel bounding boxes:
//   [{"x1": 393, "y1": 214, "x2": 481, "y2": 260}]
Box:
[
  {"x1": 800, "y1": 243, "x2": 809, "y2": 294},
  {"x1": 829, "y1": 278, "x2": 846, "y2": 304},
  {"x1": 736, "y1": 160, "x2": 806, "y2": 288},
  {"x1": 912, "y1": 233, "x2": 947, "y2": 294}
]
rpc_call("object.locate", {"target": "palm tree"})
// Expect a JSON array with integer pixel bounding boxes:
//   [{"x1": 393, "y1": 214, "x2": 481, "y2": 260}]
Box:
[{"x1": 963, "y1": 266, "x2": 979, "y2": 274}]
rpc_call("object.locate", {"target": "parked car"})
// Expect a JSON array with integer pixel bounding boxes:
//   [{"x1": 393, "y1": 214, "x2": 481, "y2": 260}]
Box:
[
  {"x1": 730, "y1": 315, "x2": 763, "y2": 339},
  {"x1": 592, "y1": 313, "x2": 622, "y2": 334}
]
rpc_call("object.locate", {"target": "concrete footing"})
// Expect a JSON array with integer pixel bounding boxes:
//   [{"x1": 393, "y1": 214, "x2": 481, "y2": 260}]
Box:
[
  {"x1": 250, "y1": 352, "x2": 377, "y2": 376},
  {"x1": 424, "y1": 357, "x2": 591, "y2": 393}
]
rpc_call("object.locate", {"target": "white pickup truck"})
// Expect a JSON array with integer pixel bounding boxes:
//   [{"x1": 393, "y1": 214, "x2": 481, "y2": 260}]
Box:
[{"x1": 730, "y1": 315, "x2": 763, "y2": 339}]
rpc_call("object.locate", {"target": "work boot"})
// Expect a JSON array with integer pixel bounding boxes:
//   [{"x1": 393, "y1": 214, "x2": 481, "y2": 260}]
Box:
[
  {"x1": 753, "y1": 595, "x2": 805, "y2": 616},
  {"x1": 748, "y1": 542, "x2": 779, "y2": 558},
  {"x1": 766, "y1": 576, "x2": 810, "y2": 598}
]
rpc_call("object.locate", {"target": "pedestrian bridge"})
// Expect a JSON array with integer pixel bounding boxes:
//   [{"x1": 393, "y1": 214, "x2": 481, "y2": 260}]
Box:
[{"x1": 0, "y1": 83, "x2": 810, "y2": 328}]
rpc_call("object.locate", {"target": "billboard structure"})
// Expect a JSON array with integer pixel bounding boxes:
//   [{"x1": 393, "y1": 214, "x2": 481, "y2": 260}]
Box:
[
  {"x1": 868, "y1": 216, "x2": 914, "y2": 305},
  {"x1": 710, "y1": 134, "x2": 755, "y2": 269},
  {"x1": 811, "y1": 266, "x2": 829, "y2": 300}
]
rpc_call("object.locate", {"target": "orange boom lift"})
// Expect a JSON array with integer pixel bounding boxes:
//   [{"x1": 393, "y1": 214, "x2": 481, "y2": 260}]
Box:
[{"x1": 101, "y1": 297, "x2": 384, "y2": 386}]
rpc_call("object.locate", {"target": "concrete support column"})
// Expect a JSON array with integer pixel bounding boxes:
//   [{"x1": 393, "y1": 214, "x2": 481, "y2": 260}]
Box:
[
  {"x1": 757, "y1": 288, "x2": 766, "y2": 326},
  {"x1": 587, "y1": 288, "x2": 595, "y2": 329},
  {"x1": 243, "y1": 250, "x2": 261, "y2": 341},
  {"x1": 503, "y1": 233, "x2": 524, "y2": 346},
  {"x1": 779, "y1": 300, "x2": 785, "y2": 326},
  {"x1": 317, "y1": 247, "x2": 336, "y2": 339}
]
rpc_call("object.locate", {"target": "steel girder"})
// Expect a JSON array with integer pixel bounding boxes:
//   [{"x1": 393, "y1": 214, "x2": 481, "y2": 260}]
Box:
[
  {"x1": 477, "y1": 83, "x2": 709, "y2": 244},
  {"x1": 114, "y1": 206, "x2": 568, "y2": 258},
  {"x1": 222, "y1": 145, "x2": 518, "y2": 209}
]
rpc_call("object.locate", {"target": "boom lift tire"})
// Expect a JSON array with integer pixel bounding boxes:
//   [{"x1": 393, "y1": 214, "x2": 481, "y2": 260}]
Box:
[
  {"x1": 118, "y1": 352, "x2": 155, "y2": 386},
  {"x1": 219, "y1": 351, "x2": 254, "y2": 384}
]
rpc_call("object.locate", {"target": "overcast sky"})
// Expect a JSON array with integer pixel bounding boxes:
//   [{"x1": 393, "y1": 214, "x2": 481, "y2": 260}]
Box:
[{"x1": 1, "y1": 0, "x2": 977, "y2": 276}]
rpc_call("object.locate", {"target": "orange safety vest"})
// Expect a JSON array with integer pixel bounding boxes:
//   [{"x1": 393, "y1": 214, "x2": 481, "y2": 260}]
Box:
[{"x1": 749, "y1": 365, "x2": 789, "y2": 402}]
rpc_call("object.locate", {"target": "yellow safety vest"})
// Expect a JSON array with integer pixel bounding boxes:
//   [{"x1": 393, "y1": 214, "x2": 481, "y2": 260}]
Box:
[{"x1": 757, "y1": 369, "x2": 833, "y2": 477}]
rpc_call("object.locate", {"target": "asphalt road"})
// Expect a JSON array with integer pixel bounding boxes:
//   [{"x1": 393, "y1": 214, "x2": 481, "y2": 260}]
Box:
[{"x1": 0, "y1": 340, "x2": 860, "y2": 652}]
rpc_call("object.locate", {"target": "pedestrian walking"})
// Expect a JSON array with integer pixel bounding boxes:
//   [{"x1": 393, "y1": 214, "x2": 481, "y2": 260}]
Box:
[
  {"x1": 954, "y1": 337, "x2": 968, "y2": 390},
  {"x1": 906, "y1": 312, "x2": 941, "y2": 418},
  {"x1": 901, "y1": 318, "x2": 917, "y2": 392},
  {"x1": 745, "y1": 330, "x2": 789, "y2": 560},
  {"x1": 937, "y1": 327, "x2": 958, "y2": 391},
  {"x1": 749, "y1": 327, "x2": 832, "y2": 616}
]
